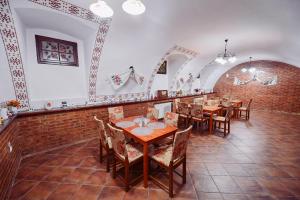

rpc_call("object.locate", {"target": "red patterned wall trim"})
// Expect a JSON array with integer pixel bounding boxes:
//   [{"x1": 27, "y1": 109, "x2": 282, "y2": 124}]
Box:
[
  {"x1": 89, "y1": 21, "x2": 111, "y2": 102},
  {"x1": 28, "y1": 0, "x2": 103, "y2": 24},
  {"x1": 28, "y1": 0, "x2": 111, "y2": 102},
  {"x1": 146, "y1": 45, "x2": 198, "y2": 95},
  {"x1": 0, "y1": 0, "x2": 30, "y2": 109}
]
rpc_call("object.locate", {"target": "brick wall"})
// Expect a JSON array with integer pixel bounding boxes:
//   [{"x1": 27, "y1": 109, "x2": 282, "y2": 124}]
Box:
[
  {"x1": 0, "y1": 94, "x2": 214, "y2": 199},
  {"x1": 214, "y1": 60, "x2": 300, "y2": 113},
  {"x1": 0, "y1": 121, "x2": 21, "y2": 200}
]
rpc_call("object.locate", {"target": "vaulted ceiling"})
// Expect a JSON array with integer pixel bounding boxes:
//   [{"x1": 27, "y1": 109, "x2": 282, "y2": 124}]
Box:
[{"x1": 9, "y1": 0, "x2": 300, "y2": 95}]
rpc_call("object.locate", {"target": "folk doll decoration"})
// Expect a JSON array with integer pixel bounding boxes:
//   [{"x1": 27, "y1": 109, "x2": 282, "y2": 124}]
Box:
[{"x1": 108, "y1": 66, "x2": 145, "y2": 90}]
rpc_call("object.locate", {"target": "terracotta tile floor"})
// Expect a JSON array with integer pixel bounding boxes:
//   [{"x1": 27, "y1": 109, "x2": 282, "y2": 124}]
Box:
[{"x1": 10, "y1": 111, "x2": 300, "y2": 200}]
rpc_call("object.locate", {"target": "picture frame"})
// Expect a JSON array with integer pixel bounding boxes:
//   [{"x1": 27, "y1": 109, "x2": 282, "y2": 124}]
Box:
[
  {"x1": 35, "y1": 35, "x2": 79, "y2": 66},
  {"x1": 157, "y1": 60, "x2": 167, "y2": 74}
]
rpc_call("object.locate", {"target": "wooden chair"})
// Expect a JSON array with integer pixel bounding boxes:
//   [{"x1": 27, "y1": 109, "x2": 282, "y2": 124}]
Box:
[
  {"x1": 174, "y1": 98, "x2": 180, "y2": 113},
  {"x1": 146, "y1": 107, "x2": 159, "y2": 120},
  {"x1": 238, "y1": 99, "x2": 253, "y2": 120},
  {"x1": 177, "y1": 102, "x2": 190, "y2": 128},
  {"x1": 190, "y1": 104, "x2": 209, "y2": 132},
  {"x1": 108, "y1": 106, "x2": 124, "y2": 121},
  {"x1": 153, "y1": 112, "x2": 179, "y2": 147},
  {"x1": 213, "y1": 106, "x2": 233, "y2": 137},
  {"x1": 164, "y1": 112, "x2": 179, "y2": 127},
  {"x1": 94, "y1": 116, "x2": 113, "y2": 172},
  {"x1": 149, "y1": 125, "x2": 193, "y2": 197},
  {"x1": 107, "y1": 123, "x2": 143, "y2": 192}
]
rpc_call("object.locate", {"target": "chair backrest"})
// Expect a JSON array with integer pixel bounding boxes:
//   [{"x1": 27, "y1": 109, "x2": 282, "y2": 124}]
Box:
[
  {"x1": 172, "y1": 125, "x2": 192, "y2": 162},
  {"x1": 207, "y1": 99, "x2": 218, "y2": 106},
  {"x1": 224, "y1": 106, "x2": 233, "y2": 120},
  {"x1": 147, "y1": 107, "x2": 159, "y2": 120},
  {"x1": 177, "y1": 102, "x2": 190, "y2": 115},
  {"x1": 203, "y1": 95, "x2": 207, "y2": 102},
  {"x1": 107, "y1": 123, "x2": 128, "y2": 159},
  {"x1": 94, "y1": 116, "x2": 109, "y2": 145},
  {"x1": 247, "y1": 99, "x2": 253, "y2": 110},
  {"x1": 108, "y1": 106, "x2": 124, "y2": 121},
  {"x1": 190, "y1": 104, "x2": 203, "y2": 118},
  {"x1": 174, "y1": 98, "x2": 180, "y2": 112},
  {"x1": 193, "y1": 97, "x2": 204, "y2": 105},
  {"x1": 164, "y1": 112, "x2": 179, "y2": 127}
]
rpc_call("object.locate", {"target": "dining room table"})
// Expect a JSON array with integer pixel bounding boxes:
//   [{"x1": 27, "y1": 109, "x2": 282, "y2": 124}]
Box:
[{"x1": 110, "y1": 116, "x2": 178, "y2": 188}]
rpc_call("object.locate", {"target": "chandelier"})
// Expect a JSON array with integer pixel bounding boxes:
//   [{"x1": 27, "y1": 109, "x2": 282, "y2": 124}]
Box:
[
  {"x1": 215, "y1": 39, "x2": 236, "y2": 65},
  {"x1": 90, "y1": 0, "x2": 146, "y2": 18},
  {"x1": 241, "y1": 57, "x2": 256, "y2": 73}
]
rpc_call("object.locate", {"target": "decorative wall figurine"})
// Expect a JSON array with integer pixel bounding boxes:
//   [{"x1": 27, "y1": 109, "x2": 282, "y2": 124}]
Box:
[
  {"x1": 108, "y1": 66, "x2": 144, "y2": 90},
  {"x1": 157, "y1": 60, "x2": 167, "y2": 74},
  {"x1": 233, "y1": 70, "x2": 278, "y2": 86}
]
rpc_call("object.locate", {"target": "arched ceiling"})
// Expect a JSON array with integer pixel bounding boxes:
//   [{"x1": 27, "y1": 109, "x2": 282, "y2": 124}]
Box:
[{"x1": 11, "y1": 0, "x2": 300, "y2": 94}]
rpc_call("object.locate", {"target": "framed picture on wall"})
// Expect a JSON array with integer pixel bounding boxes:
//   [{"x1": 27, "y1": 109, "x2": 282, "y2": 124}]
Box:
[
  {"x1": 35, "y1": 35, "x2": 79, "y2": 66},
  {"x1": 157, "y1": 60, "x2": 167, "y2": 74}
]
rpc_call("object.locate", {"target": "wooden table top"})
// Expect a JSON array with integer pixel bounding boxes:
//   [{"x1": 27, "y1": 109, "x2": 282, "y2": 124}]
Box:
[
  {"x1": 111, "y1": 116, "x2": 178, "y2": 143},
  {"x1": 203, "y1": 106, "x2": 222, "y2": 112}
]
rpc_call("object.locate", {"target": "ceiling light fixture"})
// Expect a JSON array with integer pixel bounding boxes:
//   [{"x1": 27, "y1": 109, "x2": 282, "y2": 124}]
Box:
[
  {"x1": 90, "y1": 0, "x2": 114, "y2": 18},
  {"x1": 122, "y1": 0, "x2": 146, "y2": 15},
  {"x1": 241, "y1": 57, "x2": 256, "y2": 73},
  {"x1": 215, "y1": 39, "x2": 236, "y2": 65}
]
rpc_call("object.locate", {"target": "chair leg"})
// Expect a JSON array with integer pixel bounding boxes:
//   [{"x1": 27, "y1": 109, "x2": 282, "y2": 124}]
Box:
[
  {"x1": 228, "y1": 121, "x2": 230, "y2": 134},
  {"x1": 106, "y1": 148, "x2": 110, "y2": 172},
  {"x1": 99, "y1": 141, "x2": 103, "y2": 163},
  {"x1": 183, "y1": 156, "x2": 186, "y2": 184},
  {"x1": 113, "y1": 155, "x2": 116, "y2": 179},
  {"x1": 224, "y1": 122, "x2": 227, "y2": 137},
  {"x1": 125, "y1": 163, "x2": 129, "y2": 192},
  {"x1": 169, "y1": 165, "x2": 174, "y2": 198}
]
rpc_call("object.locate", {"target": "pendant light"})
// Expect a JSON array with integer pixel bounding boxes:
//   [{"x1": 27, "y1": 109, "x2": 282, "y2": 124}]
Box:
[
  {"x1": 215, "y1": 39, "x2": 237, "y2": 65},
  {"x1": 90, "y1": 0, "x2": 114, "y2": 18},
  {"x1": 122, "y1": 0, "x2": 146, "y2": 15}
]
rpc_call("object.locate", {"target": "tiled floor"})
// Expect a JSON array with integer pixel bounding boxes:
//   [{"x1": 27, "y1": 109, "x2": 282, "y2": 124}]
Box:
[{"x1": 10, "y1": 111, "x2": 300, "y2": 200}]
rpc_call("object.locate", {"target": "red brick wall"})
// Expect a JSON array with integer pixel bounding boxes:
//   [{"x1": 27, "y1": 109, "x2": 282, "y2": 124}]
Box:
[
  {"x1": 0, "y1": 122, "x2": 21, "y2": 200},
  {"x1": 214, "y1": 60, "x2": 300, "y2": 113}
]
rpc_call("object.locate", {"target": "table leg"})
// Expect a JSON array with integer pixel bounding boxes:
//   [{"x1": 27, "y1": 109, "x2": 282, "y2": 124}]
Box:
[
  {"x1": 209, "y1": 112, "x2": 213, "y2": 134},
  {"x1": 143, "y1": 143, "x2": 148, "y2": 188}
]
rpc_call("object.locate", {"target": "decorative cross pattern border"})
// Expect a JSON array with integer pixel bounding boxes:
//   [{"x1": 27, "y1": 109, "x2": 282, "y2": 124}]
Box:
[
  {"x1": 0, "y1": 0, "x2": 30, "y2": 109},
  {"x1": 146, "y1": 45, "x2": 198, "y2": 95},
  {"x1": 28, "y1": 0, "x2": 112, "y2": 102}
]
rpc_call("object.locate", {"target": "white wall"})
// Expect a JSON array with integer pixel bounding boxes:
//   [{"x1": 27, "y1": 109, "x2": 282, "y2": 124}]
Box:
[
  {"x1": 25, "y1": 28, "x2": 88, "y2": 108},
  {"x1": 150, "y1": 74, "x2": 168, "y2": 96},
  {"x1": 0, "y1": 39, "x2": 16, "y2": 102}
]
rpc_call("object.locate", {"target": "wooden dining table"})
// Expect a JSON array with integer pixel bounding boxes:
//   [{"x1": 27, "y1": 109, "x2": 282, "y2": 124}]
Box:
[{"x1": 111, "y1": 116, "x2": 178, "y2": 188}]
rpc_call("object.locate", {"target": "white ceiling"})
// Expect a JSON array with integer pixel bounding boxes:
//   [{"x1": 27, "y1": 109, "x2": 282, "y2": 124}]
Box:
[{"x1": 12, "y1": 0, "x2": 300, "y2": 91}]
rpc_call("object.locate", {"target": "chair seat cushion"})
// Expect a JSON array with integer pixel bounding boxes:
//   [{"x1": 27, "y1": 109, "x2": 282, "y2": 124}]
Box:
[
  {"x1": 213, "y1": 116, "x2": 226, "y2": 121},
  {"x1": 239, "y1": 107, "x2": 247, "y2": 111},
  {"x1": 179, "y1": 114, "x2": 188, "y2": 118},
  {"x1": 192, "y1": 116, "x2": 208, "y2": 122},
  {"x1": 118, "y1": 143, "x2": 143, "y2": 162},
  {"x1": 150, "y1": 145, "x2": 173, "y2": 166}
]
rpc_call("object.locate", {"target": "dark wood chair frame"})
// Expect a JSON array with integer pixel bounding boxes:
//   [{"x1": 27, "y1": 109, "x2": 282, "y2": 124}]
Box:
[
  {"x1": 238, "y1": 99, "x2": 253, "y2": 120},
  {"x1": 213, "y1": 106, "x2": 233, "y2": 137},
  {"x1": 149, "y1": 126, "x2": 192, "y2": 197}
]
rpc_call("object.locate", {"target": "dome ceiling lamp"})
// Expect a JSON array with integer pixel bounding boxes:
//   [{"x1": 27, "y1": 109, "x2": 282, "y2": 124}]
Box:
[
  {"x1": 215, "y1": 39, "x2": 237, "y2": 65},
  {"x1": 241, "y1": 57, "x2": 256, "y2": 73},
  {"x1": 90, "y1": 0, "x2": 114, "y2": 18},
  {"x1": 122, "y1": 0, "x2": 146, "y2": 15}
]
